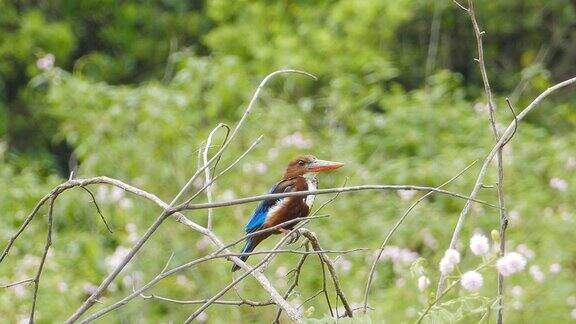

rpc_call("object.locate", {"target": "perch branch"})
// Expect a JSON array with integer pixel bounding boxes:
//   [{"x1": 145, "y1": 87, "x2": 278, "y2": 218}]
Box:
[{"x1": 177, "y1": 184, "x2": 497, "y2": 213}]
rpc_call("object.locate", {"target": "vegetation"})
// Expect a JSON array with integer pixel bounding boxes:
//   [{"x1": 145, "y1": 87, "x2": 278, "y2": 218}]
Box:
[{"x1": 1, "y1": 0, "x2": 575, "y2": 322}]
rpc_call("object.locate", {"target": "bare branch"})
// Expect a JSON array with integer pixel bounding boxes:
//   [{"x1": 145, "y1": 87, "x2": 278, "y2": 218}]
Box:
[
  {"x1": 29, "y1": 196, "x2": 55, "y2": 323},
  {"x1": 202, "y1": 123, "x2": 230, "y2": 230},
  {"x1": 141, "y1": 294, "x2": 275, "y2": 306},
  {"x1": 0, "y1": 278, "x2": 34, "y2": 289}
]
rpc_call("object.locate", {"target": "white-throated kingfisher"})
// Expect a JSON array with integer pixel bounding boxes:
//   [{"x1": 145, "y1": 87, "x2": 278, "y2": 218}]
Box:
[{"x1": 232, "y1": 155, "x2": 344, "y2": 272}]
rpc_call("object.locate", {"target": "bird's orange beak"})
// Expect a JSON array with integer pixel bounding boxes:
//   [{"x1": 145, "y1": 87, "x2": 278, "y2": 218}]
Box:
[{"x1": 308, "y1": 159, "x2": 345, "y2": 173}]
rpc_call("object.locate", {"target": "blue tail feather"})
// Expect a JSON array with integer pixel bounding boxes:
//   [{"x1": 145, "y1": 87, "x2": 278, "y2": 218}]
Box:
[{"x1": 231, "y1": 238, "x2": 254, "y2": 272}]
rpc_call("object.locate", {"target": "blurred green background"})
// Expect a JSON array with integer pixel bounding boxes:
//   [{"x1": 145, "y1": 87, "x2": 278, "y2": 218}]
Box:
[{"x1": 1, "y1": 0, "x2": 575, "y2": 322}]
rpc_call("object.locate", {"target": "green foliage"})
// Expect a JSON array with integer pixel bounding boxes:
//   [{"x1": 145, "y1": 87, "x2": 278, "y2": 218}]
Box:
[{"x1": 1, "y1": 0, "x2": 576, "y2": 322}]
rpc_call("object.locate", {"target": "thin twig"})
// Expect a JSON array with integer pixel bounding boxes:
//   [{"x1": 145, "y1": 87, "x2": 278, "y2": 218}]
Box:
[
  {"x1": 79, "y1": 186, "x2": 113, "y2": 233},
  {"x1": 141, "y1": 294, "x2": 275, "y2": 306},
  {"x1": 202, "y1": 124, "x2": 230, "y2": 230},
  {"x1": 185, "y1": 135, "x2": 264, "y2": 204},
  {"x1": 319, "y1": 250, "x2": 333, "y2": 318},
  {"x1": 274, "y1": 244, "x2": 309, "y2": 323},
  {"x1": 0, "y1": 278, "x2": 35, "y2": 288},
  {"x1": 297, "y1": 289, "x2": 324, "y2": 309},
  {"x1": 29, "y1": 196, "x2": 55, "y2": 323},
  {"x1": 503, "y1": 98, "x2": 518, "y2": 147}
]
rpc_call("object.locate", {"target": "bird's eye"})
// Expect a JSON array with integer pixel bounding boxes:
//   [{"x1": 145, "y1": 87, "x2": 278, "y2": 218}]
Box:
[{"x1": 298, "y1": 160, "x2": 305, "y2": 166}]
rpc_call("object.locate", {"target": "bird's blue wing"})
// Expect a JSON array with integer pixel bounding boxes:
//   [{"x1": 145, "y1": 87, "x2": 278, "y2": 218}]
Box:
[{"x1": 244, "y1": 182, "x2": 289, "y2": 233}]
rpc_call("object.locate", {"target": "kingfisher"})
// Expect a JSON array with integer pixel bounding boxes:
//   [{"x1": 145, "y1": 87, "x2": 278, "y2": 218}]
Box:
[{"x1": 231, "y1": 155, "x2": 344, "y2": 272}]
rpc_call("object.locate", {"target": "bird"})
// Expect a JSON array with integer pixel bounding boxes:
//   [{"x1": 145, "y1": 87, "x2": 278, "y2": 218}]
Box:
[{"x1": 231, "y1": 155, "x2": 344, "y2": 272}]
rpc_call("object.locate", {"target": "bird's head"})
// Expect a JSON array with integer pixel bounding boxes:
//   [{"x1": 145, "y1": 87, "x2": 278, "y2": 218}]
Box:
[{"x1": 283, "y1": 155, "x2": 344, "y2": 179}]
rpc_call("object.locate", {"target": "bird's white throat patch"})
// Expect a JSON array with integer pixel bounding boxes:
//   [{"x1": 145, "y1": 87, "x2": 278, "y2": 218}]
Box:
[{"x1": 304, "y1": 175, "x2": 317, "y2": 208}]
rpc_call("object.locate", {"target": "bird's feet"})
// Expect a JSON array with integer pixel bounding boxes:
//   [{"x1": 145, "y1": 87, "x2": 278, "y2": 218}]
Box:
[{"x1": 279, "y1": 228, "x2": 301, "y2": 244}]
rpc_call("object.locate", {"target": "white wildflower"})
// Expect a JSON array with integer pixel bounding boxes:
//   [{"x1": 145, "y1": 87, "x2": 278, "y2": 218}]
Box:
[
  {"x1": 220, "y1": 189, "x2": 236, "y2": 201},
  {"x1": 119, "y1": 198, "x2": 133, "y2": 209},
  {"x1": 334, "y1": 257, "x2": 352, "y2": 274},
  {"x1": 513, "y1": 301, "x2": 523, "y2": 310},
  {"x1": 439, "y1": 257, "x2": 455, "y2": 275},
  {"x1": 195, "y1": 236, "x2": 212, "y2": 251},
  {"x1": 417, "y1": 275, "x2": 430, "y2": 292},
  {"x1": 267, "y1": 148, "x2": 279, "y2": 160},
  {"x1": 105, "y1": 246, "x2": 130, "y2": 272},
  {"x1": 58, "y1": 281, "x2": 68, "y2": 292},
  {"x1": 14, "y1": 284, "x2": 27, "y2": 298},
  {"x1": 549, "y1": 178, "x2": 568, "y2": 191},
  {"x1": 444, "y1": 249, "x2": 461, "y2": 264},
  {"x1": 96, "y1": 186, "x2": 109, "y2": 202},
  {"x1": 197, "y1": 311, "x2": 208, "y2": 323},
  {"x1": 566, "y1": 156, "x2": 576, "y2": 170},
  {"x1": 571, "y1": 309, "x2": 576, "y2": 320},
  {"x1": 469, "y1": 233, "x2": 490, "y2": 256},
  {"x1": 511, "y1": 285, "x2": 523, "y2": 297},
  {"x1": 275, "y1": 266, "x2": 288, "y2": 278},
  {"x1": 254, "y1": 162, "x2": 268, "y2": 174},
  {"x1": 110, "y1": 186, "x2": 125, "y2": 202},
  {"x1": 83, "y1": 283, "x2": 98, "y2": 295},
  {"x1": 508, "y1": 210, "x2": 521, "y2": 222},
  {"x1": 37, "y1": 53, "x2": 55, "y2": 70},
  {"x1": 549, "y1": 263, "x2": 562, "y2": 273},
  {"x1": 529, "y1": 265, "x2": 545, "y2": 282},
  {"x1": 126, "y1": 223, "x2": 137, "y2": 233},
  {"x1": 176, "y1": 275, "x2": 189, "y2": 286},
  {"x1": 397, "y1": 190, "x2": 416, "y2": 201},
  {"x1": 421, "y1": 229, "x2": 438, "y2": 250},
  {"x1": 405, "y1": 307, "x2": 417, "y2": 317},
  {"x1": 516, "y1": 244, "x2": 534, "y2": 259},
  {"x1": 461, "y1": 271, "x2": 483, "y2": 292},
  {"x1": 280, "y1": 132, "x2": 313, "y2": 149},
  {"x1": 496, "y1": 252, "x2": 527, "y2": 276}
]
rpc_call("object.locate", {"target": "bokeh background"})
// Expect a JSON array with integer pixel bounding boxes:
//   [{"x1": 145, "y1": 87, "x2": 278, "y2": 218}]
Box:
[{"x1": 1, "y1": 0, "x2": 575, "y2": 322}]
